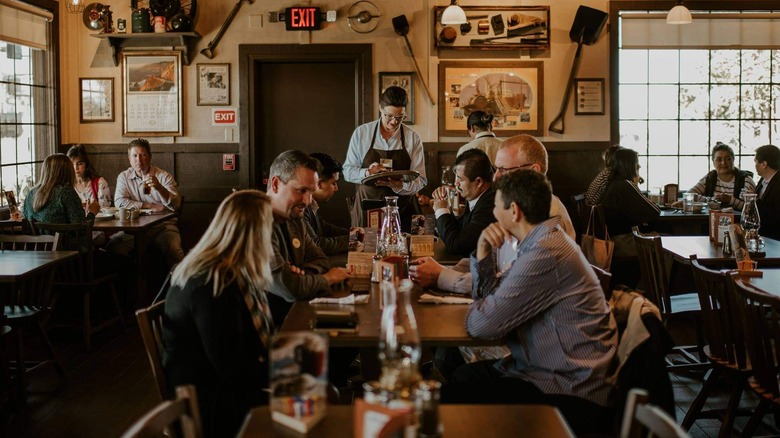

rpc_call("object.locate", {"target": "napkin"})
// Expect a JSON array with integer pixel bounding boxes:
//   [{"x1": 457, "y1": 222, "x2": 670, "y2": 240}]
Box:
[
  {"x1": 418, "y1": 293, "x2": 473, "y2": 305},
  {"x1": 309, "y1": 294, "x2": 370, "y2": 305}
]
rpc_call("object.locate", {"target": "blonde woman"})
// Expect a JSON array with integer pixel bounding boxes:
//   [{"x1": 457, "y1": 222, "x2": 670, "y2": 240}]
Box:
[
  {"x1": 162, "y1": 190, "x2": 274, "y2": 438},
  {"x1": 23, "y1": 153, "x2": 100, "y2": 223}
]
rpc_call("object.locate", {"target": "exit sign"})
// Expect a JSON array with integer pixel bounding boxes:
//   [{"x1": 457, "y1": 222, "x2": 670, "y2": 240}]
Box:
[
  {"x1": 212, "y1": 108, "x2": 237, "y2": 126},
  {"x1": 284, "y1": 7, "x2": 322, "y2": 30}
]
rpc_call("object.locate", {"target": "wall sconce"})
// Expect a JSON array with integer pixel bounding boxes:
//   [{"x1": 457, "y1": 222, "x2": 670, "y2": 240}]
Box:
[
  {"x1": 441, "y1": 0, "x2": 467, "y2": 25},
  {"x1": 66, "y1": 0, "x2": 85, "y2": 14},
  {"x1": 667, "y1": 1, "x2": 692, "y2": 25}
]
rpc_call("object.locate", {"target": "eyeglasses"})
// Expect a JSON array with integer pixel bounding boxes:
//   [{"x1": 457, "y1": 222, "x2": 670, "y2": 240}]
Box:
[
  {"x1": 381, "y1": 110, "x2": 407, "y2": 122},
  {"x1": 493, "y1": 163, "x2": 534, "y2": 175}
]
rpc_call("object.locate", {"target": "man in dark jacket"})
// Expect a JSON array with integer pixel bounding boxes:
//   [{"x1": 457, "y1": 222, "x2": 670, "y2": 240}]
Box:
[
  {"x1": 305, "y1": 153, "x2": 351, "y2": 255},
  {"x1": 755, "y1": 144, "x2": 780, "y2": 240}
]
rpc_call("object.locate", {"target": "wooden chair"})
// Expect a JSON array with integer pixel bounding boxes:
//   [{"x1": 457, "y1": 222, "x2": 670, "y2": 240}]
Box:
[
  {"x1": 591, "y1": 264, "x2": 612, "y2": 298},
  {"x1": 31, "y1": 221, "x2": 126, "y2": 351},
  {"x1": 682, "y1": 257, "x2": 751, "y2": 436},
  {"x1": 0, "y1": 233, "x2": 67, "y2": 406},
  {"x1": 136, "y1": 300, "x2": 171, "y2": 401},
  {"x1": 733, "y1": 278, "x2": 780, "y2": 437},
  {"x1": 119, "y1": 384, "x2": 203, "y2": 438},
  {"x1": 0, "y1": 219, "x2": 31, "y2": 235},
  {"x1": 620, "y1": 388, "x2": 689, "y2": 438},
  {"x1": 631, "y1": 227, "x2": 707, "y2": 371}
]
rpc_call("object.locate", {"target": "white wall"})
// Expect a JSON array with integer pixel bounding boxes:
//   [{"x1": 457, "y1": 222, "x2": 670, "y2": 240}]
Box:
[{"x1": 59, "y1": 0, "x2": 611, "y2": 144}]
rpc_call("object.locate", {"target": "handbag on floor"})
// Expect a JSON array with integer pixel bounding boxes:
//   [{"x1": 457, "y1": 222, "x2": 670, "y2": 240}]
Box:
[{"x1": 581, "y1": 206, "x2": 614, "y2": 271}]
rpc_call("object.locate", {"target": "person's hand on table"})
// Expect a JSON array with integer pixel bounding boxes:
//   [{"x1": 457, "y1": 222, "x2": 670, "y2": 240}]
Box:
[
  {"x1": 86, "y1": 199, "x2": 100, "y2": 215},
  {"x1": 716, "y1": 193, "x2": 732, "y2": 205},
  {"x1": 477, "y1": 223, "x2": 511, "y2": 261},
  {"x1": 671, "y1": 200, "x2": 683, "y2": 209},
  {"x1": 323, "y1": 267, "x2": 351, "y2": 285},
  {"x1": 416, "y1": 194, "x2": 431, "y2": 207},
  {"x1": 409, "y1": 256, "x2": 444, "y2": 289}
]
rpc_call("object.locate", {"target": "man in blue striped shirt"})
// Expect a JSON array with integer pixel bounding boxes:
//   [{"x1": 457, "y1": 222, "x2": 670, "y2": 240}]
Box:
[{"x1": 442, "y1": 169, "x2": 618, "y2": 435}]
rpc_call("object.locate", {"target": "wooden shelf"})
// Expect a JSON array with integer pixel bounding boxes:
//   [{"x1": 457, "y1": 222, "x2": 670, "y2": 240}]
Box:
[{"x1": 91, "y1": 32, "x2": 200, "y2": 66}]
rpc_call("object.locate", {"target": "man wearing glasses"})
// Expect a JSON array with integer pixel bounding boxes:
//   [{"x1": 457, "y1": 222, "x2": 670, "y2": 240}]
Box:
[{"x1": 343, "y1": 86, "x2": 427, "y2": 230}]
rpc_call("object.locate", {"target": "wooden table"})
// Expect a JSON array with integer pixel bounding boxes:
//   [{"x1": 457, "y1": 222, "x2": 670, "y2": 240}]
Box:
[
  {"x1": 661, "y1": 236, "x2": 780, "y2": 266},
  {"x1": 743, "y1": 268, "x2": 780, "y2": 296},
  {"x1": 93, "y1": 212, "x2": 177, "y2": 300},
  {"x1": 239, "y1": 404, "x2": 574, "y2": 438},
  {"x1": 0, "y1": 251, "x2": 78, "y2": 284},
  {"x1": 653, "y1": 209, "x2": 711, "y2": 236}
]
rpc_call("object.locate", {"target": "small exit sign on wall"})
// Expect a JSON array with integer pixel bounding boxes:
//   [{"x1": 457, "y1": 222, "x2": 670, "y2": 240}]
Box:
[{"x1": 212, "y1": 108, "x2": 238, "y2": 126}]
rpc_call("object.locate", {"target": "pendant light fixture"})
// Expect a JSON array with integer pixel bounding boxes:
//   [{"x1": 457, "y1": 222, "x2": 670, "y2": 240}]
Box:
[
  {"x1": 666, "y1": 0, "x2": 692, "y2": 25},
  {"x1": 441, "y1": 0, "x2": 467, "y2": 25},
  {"x1": 66, "y1": 0, "x2": 84, "y2": 14}
]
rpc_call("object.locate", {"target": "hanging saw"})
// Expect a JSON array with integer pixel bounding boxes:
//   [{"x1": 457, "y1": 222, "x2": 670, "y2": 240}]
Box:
[{"x1": 201, "y1": 0, "x2": 253, "y2": 59}]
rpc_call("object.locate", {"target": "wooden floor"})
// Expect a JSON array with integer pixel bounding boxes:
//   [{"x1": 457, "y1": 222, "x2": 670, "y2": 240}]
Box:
[{"x1": 1, "y1": 321, "x2": 778, "y2": 437}]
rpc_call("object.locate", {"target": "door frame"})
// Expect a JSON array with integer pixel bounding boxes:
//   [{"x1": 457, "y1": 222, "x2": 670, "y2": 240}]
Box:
[{"x1": 238, "y1": 44, "x2": 373, "y2": 189}]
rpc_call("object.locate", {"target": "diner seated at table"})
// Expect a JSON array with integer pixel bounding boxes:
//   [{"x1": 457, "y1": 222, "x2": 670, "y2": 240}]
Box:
[
  {"x1": 441, "y1": 170, "x2": 618, "y2": 435},
  {"x1": 107, "y1": 138, "x2": 184, "y2": 267},
  {"x1": 304, "y1": 152, "x2": 351, "y2": 255},
  {"x1": 686, "y1": 142, "x2": 755, "y2": 211},
  {"x1": 601, "y1": 148, "x2": 660, "y2": 257},
  {"x1": 754, "y1": 144, "x2": 780, "y2": 240},
  {"x1": 162, "y1": 190, "x2": 274, "y2": 438},
  {"x1": 432, "y1": 148, "x2": 496, "y2": 257},
  {"x1": 68, "y1": 144, "x2": 112, "y2": 246},
  {"x1": 265, "y1": 150, "x2": 351, "y2": 326},
  {"x1": 584, "y1": 145, "x2": 623, "y2": 207},
  {"x1": 455, "y1": 111, "x2": 503, "y2": 164},
  {"x1": 23, "y1": 153, "x2": 101, "y2": 224}
]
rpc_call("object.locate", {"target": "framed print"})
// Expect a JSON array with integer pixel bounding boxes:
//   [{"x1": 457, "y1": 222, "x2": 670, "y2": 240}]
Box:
[
  {"x1": 433, "y1": 6, "x2": 550, "y2": 51},
  {"x1": 379, "y1": 71, "x2": 414, "y2": 124},
  {"x1": 197, "y1": 63, "x2": 230, "y2": 106},
  {"x1": 574, "y1": 78, "x2": 605, "y2": 115},
  {"x1": 438, "y1": 61, "x2": 544, "y2": 136},
  {"x1": 79, "y1": 78, "x2": 114, "y2": 123},
  {"x1": 122, "y1": 51, "x2": 183, "y2": 137}
]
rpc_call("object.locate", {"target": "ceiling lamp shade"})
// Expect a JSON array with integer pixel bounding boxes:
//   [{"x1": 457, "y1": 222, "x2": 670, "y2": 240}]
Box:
[
  {"x1": 666, "y1": 2, "x2": 692, "y2": 25},
  {"x1": 66, "y1": 0, "x2": 85, "y2": 14},
  {"x1": 441, "y1": 1, "x2": 467, "y2": 25}
]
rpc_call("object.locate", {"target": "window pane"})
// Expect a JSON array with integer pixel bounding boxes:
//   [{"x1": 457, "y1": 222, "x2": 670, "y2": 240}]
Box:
[
  {"x1": 710, "y1": 121, "x2": 740, "y2": 149},
  {"x1": 645, "y1": 156, "x2": 679, "y2": 190},
  {"x1": 679, "y1": 121, "x2": 710, "y2": 155},
  {"x1": 736, "y1": 155, "x2": 755, "y2": 172},
  {"x1": 648, "y1": 85, "x2": 679, "y2": 119},
  {"x1": 772, "y1": 85, "x2": 780, "y2": 119},
  {"x1": 619, "y1": 85, "x2": 648, "y2": 119},
  {"x1": 619, "y1": 120, "x2": 648, "y2": 154},
  {"x1": 710, "y1": 85, "x2": 740, "y2": 119},
  {"x1": 742, "y1": 50, "x2": 771, "y2": 83},
  {"x1": 680, "y1": 85, "x2": 709, "y2": 119},
  {"x1": 740, "y1": 120, "x2": 771, "y2": 151},
  {"x1": 680, "y1": 50, "x2": 709, "y2": 83},
  {"x1": 649, "y1": 51, "x2": 679, "y2": 83},
  {"x1": 679, "y1": 156, "x2": 708, "y2": 190},
  {"x1": 742, "y1": 84, "x2": 771, "y2": 119},
  {"x1": 711, "y1": 50, "x2": 741, "y2": 84},
  {"x1": 620, "y1": 50, "x2": 648, "y2": 84},
  {"x1": 648, "y1": 120, "x2": 679, "y2": 155}
]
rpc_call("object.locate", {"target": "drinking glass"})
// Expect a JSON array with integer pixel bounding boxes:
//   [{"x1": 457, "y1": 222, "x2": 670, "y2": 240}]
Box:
[{"x1": 683, "y1": 192, "x2": 695, "y2": 214}]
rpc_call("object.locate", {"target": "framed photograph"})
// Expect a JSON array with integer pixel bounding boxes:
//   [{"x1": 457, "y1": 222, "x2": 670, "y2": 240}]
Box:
[
  {"x1": 197, "y1": 63, "x2": 230, "y2": 106},
  {"x1": 379, "y1": 71, "x2": 414, "y2": 124},
  {"x1": 574, "y1": 78, "x2": 605, "y2": 115},
  {"x1": 122, "y1": 51, "x2": 183, "y2": 137},
  {"x1": 438, "y1": 61, "x2": 544, "y2": 136},
  {"x1": 433, "y1": 6, "x2": 550, "y2": 51},
  {"x1": 79, "y1": 78, "x2": 114, "y2": 123}
]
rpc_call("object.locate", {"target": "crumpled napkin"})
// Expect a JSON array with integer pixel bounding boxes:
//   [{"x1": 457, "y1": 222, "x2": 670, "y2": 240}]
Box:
[
  {"x1": 418, "y1": 293, "x2": 473, "y2": 305},
  {"x1": 309, "y1": 294, "x2": 370, "y2": 305}
]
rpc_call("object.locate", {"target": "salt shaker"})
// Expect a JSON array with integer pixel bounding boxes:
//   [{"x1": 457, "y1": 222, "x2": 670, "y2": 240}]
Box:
[
  {"x1": 723, "y1": 231, "x2": 733, "y2": 256},
  {"x1": 416, "y1": 380, "x2": 442, "y2": 438}
]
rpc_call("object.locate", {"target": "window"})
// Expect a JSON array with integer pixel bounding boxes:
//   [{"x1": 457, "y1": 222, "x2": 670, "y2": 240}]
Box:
[
  {"x1": 615, "y1": 6, "x2": 780, "y2": 192},
  {"x1": 0, "y1": 1, "x2": 57, "y2": 207}
]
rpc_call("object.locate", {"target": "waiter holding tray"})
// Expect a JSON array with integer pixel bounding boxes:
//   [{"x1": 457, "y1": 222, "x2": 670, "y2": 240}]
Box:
[{"x1": 344, "y1": 86, "x2": 427, "y2": 230}]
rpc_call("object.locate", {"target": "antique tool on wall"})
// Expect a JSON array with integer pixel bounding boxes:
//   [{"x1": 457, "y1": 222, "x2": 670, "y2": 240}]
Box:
[
  {"x1": 548, "y1": 6, "x2": 608, "y2": 134},
  {"x1": 392, "y1": 15, "x2": 435, "y2": 105},
  {"x1": 82, "y1": 3, "x2": 105, "y2": 31},
  {"x1": 201, "y1": 0, "x2": 253, "y2": 59},
  {"x1": 347, "y1": 0, "x2": 381, "y2": 34}
]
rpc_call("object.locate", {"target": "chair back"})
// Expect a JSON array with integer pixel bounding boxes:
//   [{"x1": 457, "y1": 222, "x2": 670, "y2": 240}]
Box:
[
  {"x1": 136, "y1": 300, "x2": 171, "y2": 401},
  {"x1": 119, "y1": 384, "x2": 203, "y2": 438},
  {"x1": 733, "y1": 278, "x2": 780, "y2": 402},
  {"x1": 0, "y1": 219, "x2": 31, "y2": 235},
  {"x1": 0, "y1": 233, "x2": 59, "y2": 251},
  {"x1": 31, "y1": 221, "x2": 94, "y2": 282},
  {"x1": 689, "y1": 256, "x2": 747, "y2": 370},
  {"x1": 591, "y1": 264, "x2": 612, "y2": 298},
  {"x1": 632, "y1": 227, "x2": 672, "y2": 316},
  {"x1": 620, "y1": 388, "x2": 689, "y2": 438}
]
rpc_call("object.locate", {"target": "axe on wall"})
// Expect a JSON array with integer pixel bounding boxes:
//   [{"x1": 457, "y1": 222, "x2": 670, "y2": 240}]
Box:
[{"x1": 392, "y1": 15, "x2": 435, "y2": 105}]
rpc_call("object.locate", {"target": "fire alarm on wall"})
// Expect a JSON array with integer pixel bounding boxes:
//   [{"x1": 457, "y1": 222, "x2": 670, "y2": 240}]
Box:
[{"x1": 223, "y1": 154, "x2": 236, "y2": 171}]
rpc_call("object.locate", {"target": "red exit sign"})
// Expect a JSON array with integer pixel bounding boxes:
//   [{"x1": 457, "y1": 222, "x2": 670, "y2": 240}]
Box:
[
  {"x1": 285, "y1": 7, "x2": 322, "y2": 30},
  {"x1": 212, "y1": 108, "x2": 238, "y2": 126}
]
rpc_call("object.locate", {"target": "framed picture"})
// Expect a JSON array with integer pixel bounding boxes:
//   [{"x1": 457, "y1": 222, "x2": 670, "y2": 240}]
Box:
[
  {"x1": 433, "y1": 6, "x2": 550, "y2": 51},
  {"x1": 438, "y1": 61, "x2": 544, "y2": 136},
  {"x1": 197, "y1": 63, "x2": 230, "y2": 106},
  {"x1": 122, "y1": 51, "x2": 183, "y2": 137},
  {"x1": 379, "y1": 71, "x2": 414, "y2": 124},
  {"x1": 574, "y1": 78, "x2": 605, "y2": 115},
  {"x1": 79, "y1": 78, "x2": 114, "y2": 123}
]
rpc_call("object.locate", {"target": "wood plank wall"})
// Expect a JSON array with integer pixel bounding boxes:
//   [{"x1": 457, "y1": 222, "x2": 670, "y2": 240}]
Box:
[{"x1": 60, "y1": 141, "x2": 609, "y2": 249}]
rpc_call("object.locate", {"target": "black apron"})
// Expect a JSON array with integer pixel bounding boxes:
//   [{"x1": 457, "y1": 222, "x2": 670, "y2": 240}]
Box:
[{"x1": 351, "y1": 121, "x2": 420, "y2": 231}]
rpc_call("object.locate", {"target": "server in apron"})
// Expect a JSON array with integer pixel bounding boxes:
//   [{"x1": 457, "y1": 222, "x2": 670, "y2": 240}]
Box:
[{"x1": 343, "y1": 86, "x2": 427, "y2": 231}]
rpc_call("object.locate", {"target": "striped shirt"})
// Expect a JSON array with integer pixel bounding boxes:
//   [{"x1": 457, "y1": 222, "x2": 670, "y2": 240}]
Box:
[
  {"x1": 467, "y1": 217, "x2": 618, "y2": 406},
  {"x1": 689, "y1": 173, "x2": 756, "y2": 210}
]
